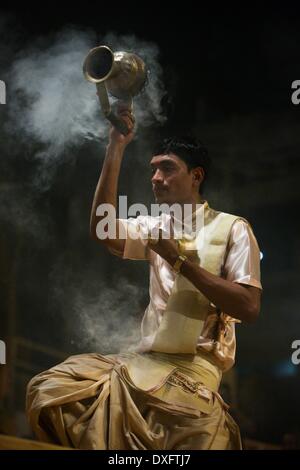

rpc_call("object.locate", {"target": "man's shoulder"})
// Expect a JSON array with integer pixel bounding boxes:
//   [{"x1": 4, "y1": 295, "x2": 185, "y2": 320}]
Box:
[
  {"x1": 226, "y1": 217, "x2": 260, "y2": 252},
  {"x1": 208, "y1": 205, "x2": 251, "y2": 230}
]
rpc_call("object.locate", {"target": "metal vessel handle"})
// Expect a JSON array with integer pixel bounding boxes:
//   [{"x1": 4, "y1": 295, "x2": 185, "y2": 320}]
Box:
[{"x1": 96, "y1": 83, "x2": 132, "y2": 136}]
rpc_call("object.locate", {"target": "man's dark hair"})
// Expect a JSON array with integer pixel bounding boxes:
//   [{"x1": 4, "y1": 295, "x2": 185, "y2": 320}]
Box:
[{"x1": 152, "y1": 136, "x2": 210, "y2": 194}]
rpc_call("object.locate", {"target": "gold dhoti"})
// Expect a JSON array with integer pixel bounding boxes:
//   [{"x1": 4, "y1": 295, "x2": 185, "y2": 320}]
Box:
[{"x1": 26, "y1": 352, "x2": 242, "y2": 450}]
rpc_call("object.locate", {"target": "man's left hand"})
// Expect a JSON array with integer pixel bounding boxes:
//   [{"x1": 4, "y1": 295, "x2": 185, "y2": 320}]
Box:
[{"x1": 148, "y1": 230, "x2": 180, "y2": 267}]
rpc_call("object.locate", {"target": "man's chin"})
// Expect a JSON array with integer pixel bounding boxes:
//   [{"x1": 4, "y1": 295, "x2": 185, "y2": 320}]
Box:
[{"x1": 154, "y1": 194, "x2": 175, "y2": 205}]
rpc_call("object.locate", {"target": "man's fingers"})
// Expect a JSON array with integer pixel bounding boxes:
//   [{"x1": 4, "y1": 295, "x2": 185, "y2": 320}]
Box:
[
  {"x1": 119, "y1": 111, "x2": 135, "y2": 122},
  {"x1": 119, "y1": 113, "x2": 135, "y2": 131}
]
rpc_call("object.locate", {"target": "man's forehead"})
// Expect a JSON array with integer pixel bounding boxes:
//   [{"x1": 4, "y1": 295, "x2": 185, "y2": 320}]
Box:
[{"x1": 150, "y1": 153, "x2": 181, "y2": 165}]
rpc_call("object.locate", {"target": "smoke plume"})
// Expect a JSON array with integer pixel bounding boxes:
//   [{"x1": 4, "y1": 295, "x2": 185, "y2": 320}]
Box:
[{"x1": 4, "y1": 27, "x2": 166, "y2": 190}]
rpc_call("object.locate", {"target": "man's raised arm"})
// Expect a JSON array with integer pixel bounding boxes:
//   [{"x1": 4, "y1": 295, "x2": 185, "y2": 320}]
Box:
[{"x1": 90, "y1": 109, "x2": 135, "y2": 255}]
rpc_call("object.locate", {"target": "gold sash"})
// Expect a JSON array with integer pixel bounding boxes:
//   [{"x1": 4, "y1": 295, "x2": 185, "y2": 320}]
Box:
[{"x1": 151, "y1": 203, "x2": 244, "y2": 354}]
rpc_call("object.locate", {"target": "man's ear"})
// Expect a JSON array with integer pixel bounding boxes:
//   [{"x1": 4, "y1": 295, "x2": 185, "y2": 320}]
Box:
[{"x1": 192, "y1": 167, "x2": 205, "y2": 183}]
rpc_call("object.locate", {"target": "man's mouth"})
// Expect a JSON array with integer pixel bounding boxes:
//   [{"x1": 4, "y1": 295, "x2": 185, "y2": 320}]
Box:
[{"x1": 153, "y1": 186, "x2": 167, "y2": 194}]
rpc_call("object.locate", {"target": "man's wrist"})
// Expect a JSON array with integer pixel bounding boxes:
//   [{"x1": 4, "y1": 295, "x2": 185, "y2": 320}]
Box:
[
  {"x1": 166, "y1": 252, "x2": 180, "y2": 267},
  {"x1": 172, "y1": 254, "x2": 188, "y2": 274},
  {"x1": 107, "y1": 140, "x2": 126, "y2": 153}
]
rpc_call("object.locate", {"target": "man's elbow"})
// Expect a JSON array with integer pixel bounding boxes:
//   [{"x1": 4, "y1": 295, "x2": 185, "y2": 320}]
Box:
[
  {"x1": 90, "y1": 226, "x2": 99, "y2": 242},
  {"x1": 90, "y1": 222, "x2": 100, "y2": 242},
  {"x1": 89, "y1": 225, "x2": 125, "y2": 258},
  {"x1": 90, "y1": 215, "x2": 98, "y2": 241},
  {"x1": 89, "y1": 220, "x2": 105, "y2": 244},
  {"x1": 90, "y1": 223, "x2": 108, "y2": 247},
  {"x1": 244, "y1": 303, "x2": 260, "y2": 324},
  {"x1": 90, "y1": 229, "x2": 110, "y2": 250}
]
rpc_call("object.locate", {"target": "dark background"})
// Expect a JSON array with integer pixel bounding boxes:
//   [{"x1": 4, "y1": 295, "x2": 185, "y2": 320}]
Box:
[{"x1": 0, "y1": 4, "x2": 300, "y2": 447}]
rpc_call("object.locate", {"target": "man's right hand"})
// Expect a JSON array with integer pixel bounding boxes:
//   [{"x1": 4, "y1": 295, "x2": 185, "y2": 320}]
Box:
[{"x1": 109, "y1": 105, "x2": 135, "y2": 148}]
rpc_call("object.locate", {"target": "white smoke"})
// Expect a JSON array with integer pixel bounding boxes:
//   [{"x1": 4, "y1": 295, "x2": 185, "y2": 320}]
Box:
[
  {"x1": 5, "y1": 28, "x2": 166, "y2": 190},
  {"x1": 0, "y1": 20, "x2": 159, "y2": 355},
  {"x1": 7, "y1": 28, "x2": 166, "y2": 158},
  {"x1": 49, "y1": 255, "x2": 147, "y2": 354},
  {"x1": 0, "y1": 182, "x2": 51, "y2": 243},
  {"x1": 7, "y1": 29, "x2": 102, "y2": 152},
  {"x1": 73, "y1": 284, "x2": 144, "y2": 353}
]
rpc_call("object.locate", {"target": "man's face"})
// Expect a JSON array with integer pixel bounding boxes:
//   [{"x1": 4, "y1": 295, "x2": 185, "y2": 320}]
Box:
[{"x1": 150, "y1": 153, "x2": 196, "y2": 205}]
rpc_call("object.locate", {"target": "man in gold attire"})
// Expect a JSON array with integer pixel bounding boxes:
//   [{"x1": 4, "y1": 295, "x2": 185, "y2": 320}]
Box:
[{"x1": 26, "y1": 110, "x2": 262, "y2": 450}]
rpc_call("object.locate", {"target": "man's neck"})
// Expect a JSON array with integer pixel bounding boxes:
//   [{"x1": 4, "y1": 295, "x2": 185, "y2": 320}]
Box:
[{"x1": 179, "y1": 194, "x2": 204, "y2": 214}]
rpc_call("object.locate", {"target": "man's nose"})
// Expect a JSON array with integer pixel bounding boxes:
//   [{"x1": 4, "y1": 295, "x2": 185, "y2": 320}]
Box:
[{"x1": 151, "y1": 169, "x2": 163, "y2": 183}]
